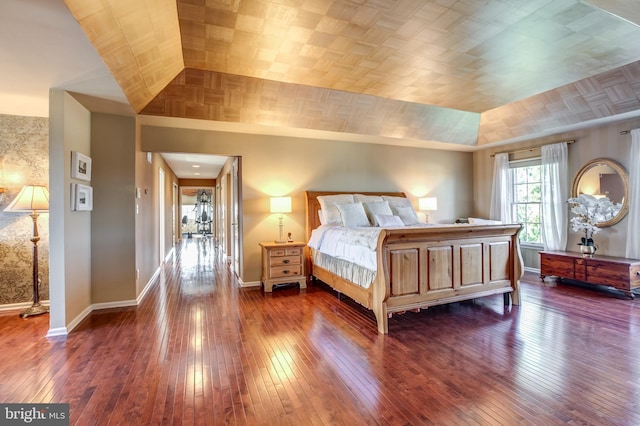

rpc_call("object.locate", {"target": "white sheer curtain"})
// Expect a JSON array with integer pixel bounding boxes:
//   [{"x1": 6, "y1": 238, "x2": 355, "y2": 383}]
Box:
[
  {"x1": 626, "y1": 129, "x2": 640, "y2": 258},
  {"x1": 490, "y1": 153, "x2": 512, "y2": 223},
  {"x1": 541, "y1": 142, "x2": 568, "y2": 251}
]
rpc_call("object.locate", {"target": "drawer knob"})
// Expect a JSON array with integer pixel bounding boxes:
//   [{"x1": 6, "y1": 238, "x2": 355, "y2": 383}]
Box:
[
  {"x1": 282, "y1": 259, "x2": 290, "y2": 264},
  {"x1": 283, "y1": 270, "x2": 290, "y2": 274}
]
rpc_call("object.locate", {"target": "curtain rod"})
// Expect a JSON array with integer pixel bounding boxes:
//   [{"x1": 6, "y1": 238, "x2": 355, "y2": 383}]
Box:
[{"x1": 490, "y1": 140, "x2": 575, "y2": 157}]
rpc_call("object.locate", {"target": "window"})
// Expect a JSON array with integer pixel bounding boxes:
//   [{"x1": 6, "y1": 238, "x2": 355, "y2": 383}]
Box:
[{"x1": 511, "y1": 161, "x2": 542, "y2": 244}]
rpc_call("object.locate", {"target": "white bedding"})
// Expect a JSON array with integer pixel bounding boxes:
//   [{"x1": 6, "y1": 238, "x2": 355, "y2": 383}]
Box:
[
  {"x1": 308, "y1": 225, "x2": 383, "y2": 271},
  {"x1": 308, "y1": 224, "x2": 435, "y2": 288}
]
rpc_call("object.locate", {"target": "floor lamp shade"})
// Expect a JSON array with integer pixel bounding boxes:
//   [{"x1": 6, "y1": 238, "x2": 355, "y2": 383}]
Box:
[
  {"x1": 4, "y1": 185, "x2": 50, "y2": 318},
  {"x1": 4, "y1": 185, "x2": 50, "y2": 212},
  {"x1": 270, "y1": 197, "x2": 291, "y2": 243}
]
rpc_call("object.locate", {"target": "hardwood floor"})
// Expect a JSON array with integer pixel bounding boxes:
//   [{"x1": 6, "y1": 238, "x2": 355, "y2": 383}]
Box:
[{"x1": 2, "y1": 237, "x2": 640, "y2": 425}]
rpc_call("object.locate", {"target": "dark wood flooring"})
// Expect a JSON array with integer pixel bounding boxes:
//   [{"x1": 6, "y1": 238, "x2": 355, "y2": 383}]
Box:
[{"x1": 1, "y1": 237, "x2": 640, "y2": 425}]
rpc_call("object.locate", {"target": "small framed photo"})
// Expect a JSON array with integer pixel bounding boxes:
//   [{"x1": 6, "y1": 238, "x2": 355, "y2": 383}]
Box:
[
  {"x1": 71, "y1": 151, "x2": 92, "y2": 181},
  {"x1": 74, "y1": 183, "x2": 93, "y2": 211}
]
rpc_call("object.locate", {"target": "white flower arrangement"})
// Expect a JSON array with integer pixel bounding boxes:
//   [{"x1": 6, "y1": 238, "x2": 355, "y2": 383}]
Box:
[{"x1": 567, "y1": 194, "x2": 621, "y2": 246}]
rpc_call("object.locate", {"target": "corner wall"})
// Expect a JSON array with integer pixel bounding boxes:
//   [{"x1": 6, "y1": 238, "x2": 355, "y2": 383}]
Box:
[{"x1": 49, "y1": 90, "x2": 92, "y2": 332}]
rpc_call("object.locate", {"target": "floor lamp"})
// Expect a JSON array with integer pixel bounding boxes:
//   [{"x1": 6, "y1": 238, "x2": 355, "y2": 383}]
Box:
[{"x1": 4, "y1": 185, "x2": 50, "y2": 318}]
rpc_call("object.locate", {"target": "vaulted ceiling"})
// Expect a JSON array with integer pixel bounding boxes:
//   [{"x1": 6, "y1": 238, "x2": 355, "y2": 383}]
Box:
[{"x1": 64, "y1": 0, "x2": 640, "y2": 148}]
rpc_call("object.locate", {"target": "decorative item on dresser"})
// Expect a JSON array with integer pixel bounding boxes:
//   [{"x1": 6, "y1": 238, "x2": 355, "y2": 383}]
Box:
[
  {"x1": 259, "y1": 241, "x2": 306, "y2": 292},
  {"x1": 540, "y1": 251, "x2": 640, "y2": 299}
]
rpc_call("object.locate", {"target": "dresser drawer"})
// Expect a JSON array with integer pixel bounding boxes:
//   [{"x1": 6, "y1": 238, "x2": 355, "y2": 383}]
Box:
[
  {"x1": 271, "y1": 264, "x2": 302, "y2": 278},
  {"x1": 270, "y1": 255, "x2": 301, "y2": 267}
]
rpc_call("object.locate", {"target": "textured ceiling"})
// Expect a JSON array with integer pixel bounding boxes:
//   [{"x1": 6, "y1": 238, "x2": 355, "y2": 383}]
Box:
[{"x1": 65, "y1": 0, "x2": 640, "y2": 147}]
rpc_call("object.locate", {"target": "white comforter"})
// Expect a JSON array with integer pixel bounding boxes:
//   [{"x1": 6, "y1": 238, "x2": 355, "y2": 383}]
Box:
[{"x1": 307, "y1": 225, "x2": 383, "y2": 271}]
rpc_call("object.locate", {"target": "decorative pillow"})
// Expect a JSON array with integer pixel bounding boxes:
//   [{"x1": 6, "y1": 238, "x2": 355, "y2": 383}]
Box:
[
  {"x1": 318, "y1": 194, "x2": 355, "y2": 226},
  {"x1": 382, "y1": 195, "x2": 413, "y2": 209},
  {"x1": 354, "y1": 194, "x2": 383, "y2": 203},
  {"x1": 392, "y1": 205, "x2": 421, "y2": 226},
  {"x1": 318, "y1": 209, "x2": 327, "y2": 226},
  {"x1": 336, "y1": 202, "x2": 371, "y2": 227},
  {"x1": 468, "y1": 217, "x2": 502, "y2": 225},
  {"x1": 363, "y1": 201, "x2": 393, "y2": 225},
  {"x1": 375, "y1": 214, "x2": 404, "y2": 227}
]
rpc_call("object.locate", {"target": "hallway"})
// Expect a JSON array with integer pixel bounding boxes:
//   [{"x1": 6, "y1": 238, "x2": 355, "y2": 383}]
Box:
[{"x1": 2, "y1": 238, "x2": 640, "y2": 425}]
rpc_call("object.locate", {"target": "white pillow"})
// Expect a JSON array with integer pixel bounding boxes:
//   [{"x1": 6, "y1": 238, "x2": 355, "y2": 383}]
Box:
[
  {"x1": 468, "y1": 217, "x2": 502, "y2": 225},
  {"x1": 382, "y1": 195, "x2": 413, "y2": 209},
  {"x1": 392, "y1": 206, "x2": 421, "y2": 225},
  {"x1": 336, "y1": 202, "x2": 370, "y2": 227},
  {"x1": 354, "y1": 194, "x2": 383, "y2": 203},
  {"x1": 318, "y1": 194, "x2": 355, "y2": 226},
  {"x1": 375, "y1": 214, "x2": 404, "y2": 227},
  {"x1": 318, "y1": 209, "x2": 327, "y2": 226},
  {"x1": 363, "y1": 201, "x2": 393, "y2": 225}
]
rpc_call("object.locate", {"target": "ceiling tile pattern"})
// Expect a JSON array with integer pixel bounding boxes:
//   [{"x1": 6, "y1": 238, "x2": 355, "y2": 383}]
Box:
[
  {"x1": 142, "y1": 68, "x2": 480, "y2": 145},
  {"x1": 479, "y1": 59, "x2": 640, "y2": 144},
  {"x1": 65, "y1": 0, "x2": 184, "y2": 111},
  {"x1": 66, "y1": 0, "x2": 640, "y2": 147},
  {"x1": 177, "y1": 0, "x2": 640, "y2": 113}
]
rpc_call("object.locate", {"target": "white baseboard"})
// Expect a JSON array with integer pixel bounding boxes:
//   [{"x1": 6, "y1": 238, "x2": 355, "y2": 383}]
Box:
[
  {"x1": 0, "y1": 301, "x2": 46, "y2": 312},
  {"x1": 240, "y1": 280, "x2": 260, "y2": 288},
  {"x1": 45, "y1": 264, "x2": 163, "y2": 337},
  {"x1": 524, "y1": 266, "x2": 541, "y2": 274},
  {"x1": 136, "y1": 266, "x2": 161, "y2": 304}
]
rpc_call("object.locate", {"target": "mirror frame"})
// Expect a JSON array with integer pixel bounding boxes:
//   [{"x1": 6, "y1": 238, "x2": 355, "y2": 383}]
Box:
[{"x1": 571, "y1": 158, "x2": 629, "y2": 227}]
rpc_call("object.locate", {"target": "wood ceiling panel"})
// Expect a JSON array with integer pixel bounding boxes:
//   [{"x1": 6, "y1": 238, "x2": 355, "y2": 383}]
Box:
[
  {"x1": 479, "y1": 60, "x2": 640, "y2": 145},
  {"x1": 141, "y1": 69, "x2": 480, "y2": 146},
  {"x1": 65, "y1": 0, "x2": 184, "y2": 112},
  {"x1": 177, "y1": 0, "x2": 640, "y2": 113},
  {"x1": 65, "y1": 0, "x2": 640, "y2": 146}
]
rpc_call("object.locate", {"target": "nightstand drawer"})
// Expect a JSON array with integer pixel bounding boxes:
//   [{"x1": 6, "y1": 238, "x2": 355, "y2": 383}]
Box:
[
  {"x1": 270, "y1": 255, "x2": 301, "y2": 267},
  {"x1": 271, "y1": 264, "x2": 302, "y2": 278},
  {"x1": 270, "y1": 247, "x2": 302, "y2": 257}
]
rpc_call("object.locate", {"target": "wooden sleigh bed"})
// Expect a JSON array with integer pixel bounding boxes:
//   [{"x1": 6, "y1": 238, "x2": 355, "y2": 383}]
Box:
[{"x1": 305, "y1": 191, "x2": 524, "y2": 334}]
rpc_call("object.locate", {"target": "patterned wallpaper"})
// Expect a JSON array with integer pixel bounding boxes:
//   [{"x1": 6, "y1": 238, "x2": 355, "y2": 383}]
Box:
[{"x1": 0, "y1": 114, "x2": 49, "y2": 305}]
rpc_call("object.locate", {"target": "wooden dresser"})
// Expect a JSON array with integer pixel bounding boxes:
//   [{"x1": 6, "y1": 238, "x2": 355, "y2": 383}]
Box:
[
  {"x1": 540, "y1": 250, "x2": 640, "y2": 298},
  {"x1": 259, "y1": 241, "x2": 306, "y2": 292}
]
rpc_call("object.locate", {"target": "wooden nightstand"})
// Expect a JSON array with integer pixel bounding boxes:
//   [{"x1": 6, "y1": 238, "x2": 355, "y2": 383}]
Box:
[{"x1": 259, "y1": 241, "x2": 306, "y2": 292}]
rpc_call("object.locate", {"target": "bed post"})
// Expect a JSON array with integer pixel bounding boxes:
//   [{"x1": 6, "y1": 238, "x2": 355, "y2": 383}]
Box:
[{"x1": 510, "y1": 226, "x2": 524, "y2": 305}]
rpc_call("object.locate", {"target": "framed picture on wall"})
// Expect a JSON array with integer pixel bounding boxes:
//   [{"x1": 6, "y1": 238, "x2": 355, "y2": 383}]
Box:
[
  {"x1": 74, "y1": 183, "x2": 93, "y2": 211},
  {"x1": 71, "y1": 151, "x2": 92, "y2": 181}
]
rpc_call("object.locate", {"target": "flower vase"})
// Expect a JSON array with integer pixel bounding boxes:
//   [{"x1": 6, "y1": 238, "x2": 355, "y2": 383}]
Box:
[{"x1": 580, "y1": 244, "x2": 596, "y2": 257}]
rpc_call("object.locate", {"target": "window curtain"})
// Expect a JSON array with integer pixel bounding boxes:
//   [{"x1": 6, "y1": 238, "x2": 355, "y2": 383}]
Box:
[
  {"x1": 489, "y1": 153, "x2": 512, "y2": 223},
  {"x1": 626, "y1": 129, "x2": 640, "y2": 258},
  {"x1": 541, "y1": 142, "x2": 568, "y2": 251}
]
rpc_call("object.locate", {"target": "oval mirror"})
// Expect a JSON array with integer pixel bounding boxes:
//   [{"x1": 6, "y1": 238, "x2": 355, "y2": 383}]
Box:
[{"x1": 571, "y1": 158, "x2": 629, "y2": 227}]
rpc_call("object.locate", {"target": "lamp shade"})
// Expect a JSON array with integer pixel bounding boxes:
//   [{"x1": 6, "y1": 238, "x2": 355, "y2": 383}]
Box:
[
  {"x1": 270, "y1": 196, "x2": 292, "y2": 214},
  {"x1": 418, "y1": 197, "x2": 438, "y2": 211},
  {"x1": 4, "y1": 185, "x2": 49, "y2": 213}
]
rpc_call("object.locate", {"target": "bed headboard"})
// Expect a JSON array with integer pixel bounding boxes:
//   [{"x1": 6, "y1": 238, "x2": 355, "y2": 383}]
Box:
[{"x1": 304, "y1": 190, "x2": 407, "y2": 242}]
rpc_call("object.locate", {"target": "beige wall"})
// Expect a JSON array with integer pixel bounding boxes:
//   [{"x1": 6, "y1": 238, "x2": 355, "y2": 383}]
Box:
[
  {"x1": 134, "y1": 121, "x2": 179, "y2": 296},
  {"x1": 49, "y1": 90, "x2": 92, "y2": 332},
  {"x1": 474, "y1": 117, "x2": 640, "y2": 269},
  {"x1": 141, "y1": 126, "x2": 474, "y2": 283},
  {"x1": 91, "y1": 113, "x2": 137, "y2": 303}
]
